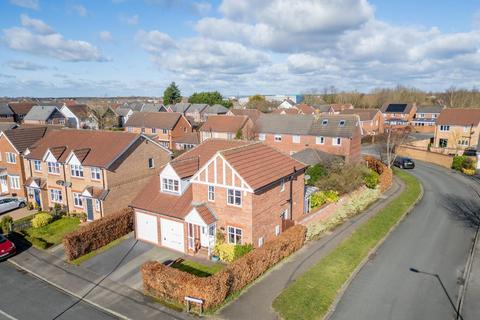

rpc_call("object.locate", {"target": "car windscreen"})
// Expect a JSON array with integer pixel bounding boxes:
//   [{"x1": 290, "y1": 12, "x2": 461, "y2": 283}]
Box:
[{"x1": 0, "y1": 235, "x2": 6, "y2": 243}]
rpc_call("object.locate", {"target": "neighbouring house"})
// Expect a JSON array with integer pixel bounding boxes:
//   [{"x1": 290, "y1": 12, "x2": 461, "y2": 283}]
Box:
[
  {"x1": 312, "y1": 104, "x2": 335, "y2": 114},
  {"x1": 380, "y1": 103, "x2": 417, "y2": 127},
  {"x1": 23, "y1": 106, "x2": 67, "y2": 126},
  {"x1": 115, "y1": 107, "x2": 134, "y2": 127},
  {"x1": 277, "y1": 98, "x2": 296, "y2": 109},
  {"x1": 411, "y1": 105, "x2": 444, "y2": 133},
  {"x1": 125, "y1": 112, "x2": 192, "y2": 149},
  {"x1": 8, "y1": 102, "x2": 36, "y2": 123},
  {"x1": 433, "y1": 108, "x2": 480, "y2": 154},
  {"x1": 201, "y1": 104, "x2": 230, "y2": 121},
  {"x1": 227, "y1": 108, "x2": 262, "y2": 123},
  {"x1": 330, "y1": 104, "x2": 354, "y2": 114},
  {"x1": 0, "y1": 126, "x2": 50, "y2": 197},
  {"x1": 199, "y1": 115, "x2": 255, "y2": 142},
  {"x1": 168, "y1": 103, "x2": 191, "y2": 114},
  {"x1": 0, "y1": 123, "x2": 18, "y2": 131},
  {"x1": 272, "y1": 108, "x2": 300, "y2": 115},
  {"x1": 291, "y1": 147, "x2": 344, "y2": 166},
  {"x1": 185, "y1": 104, "x2": 208, "y2": 123},
  {"x1": 130, "y1": 139, "x2": 306, "y2": 255},
  {"x1": 60, "y1": 104, "x2": 98, "y2": 129},
  {"x1": 339, "y1": 109, "x2": 384, "y2": 136},
  {"x1": 0, "y1": 104, "x2": 15, "y2": 122},
  {"x1": 173, "y1": 132, "x2": 200, "y2": 151},
  {"x1": 256, "y1": 114, "x2": 362, "y2": 162},
  {"x1": 142, "y1": 104, "x2": 166, "y2": 112},
  {"x1": 296, "y1": 104, "x2": 316, "y2": 115},
  {"x1": 24, "y1": 130, "x2": 171, "y2": 220}
]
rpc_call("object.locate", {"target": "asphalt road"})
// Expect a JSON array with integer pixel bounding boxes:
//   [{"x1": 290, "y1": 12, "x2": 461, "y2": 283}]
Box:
[
  {"x1": 330, "y1": 161, "x2": 478, "y2": 320},
  {"x1": 0, "y1": 261, "x2": 117, "y2": 320}
]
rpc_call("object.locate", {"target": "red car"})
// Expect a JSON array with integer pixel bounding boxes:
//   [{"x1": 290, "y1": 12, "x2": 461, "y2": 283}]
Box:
[{"x1": 0, "y1": 234, "x2": 15, "y2": 260}]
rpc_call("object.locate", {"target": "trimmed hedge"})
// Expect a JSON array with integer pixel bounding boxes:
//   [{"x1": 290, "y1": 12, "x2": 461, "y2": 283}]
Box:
[
  {"x1": 63, "y1": 208, "x2": 134, "y2": 261},
  {"x1": 364, "y1": 156, "x2": 392, "y2": 192},
  {"x1": 142, "y1": 224, "x2": 306, "y2": 310}
]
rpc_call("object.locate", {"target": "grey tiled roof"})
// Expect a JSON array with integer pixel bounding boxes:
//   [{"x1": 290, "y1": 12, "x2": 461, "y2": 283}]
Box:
[
  {"x1": 203, "y1": 104, "x2": 229, "y2": 115},
  {"x1": 415, "y1": 105, "x2": 444, "y2": 114},
  {"x1": 115, "y1": 107, "x2": 132, "y2": 117},
  {"x1": 256, "y1": 114, "x2": 314, "y2": 135},
  {"x1": 309, "y1": 114, "x2": 359, "y2": 138},
  {"x1": 0, "y1": 103, "x2": 13, "y2": 116},
  {"x1": 141, "y1": 104, "x2": 163, "y2": 112},
  {"x1": 292, "y1": 148, "x2": 344, "y2": 166},
  {"x1": 187, "y1": 104, "x2": 208, "y2": 113},
  {"x1": 171, "y1": 103, "x2": 191, "y2": 113},
  {"x1": 24, "y1": 105, "x2": 58, "y2": 121}
]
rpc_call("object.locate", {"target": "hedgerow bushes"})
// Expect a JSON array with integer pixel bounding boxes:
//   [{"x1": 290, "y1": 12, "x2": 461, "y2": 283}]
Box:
[
  {"x1": 142, "y1": 224, "x2": 306, "y2": 310},
  {"x1": 364, "y1": 156, "x2": 393, "y2": 192},
  {"x1": 63, "y1": 208, "x2": 133, "y2": 261}
]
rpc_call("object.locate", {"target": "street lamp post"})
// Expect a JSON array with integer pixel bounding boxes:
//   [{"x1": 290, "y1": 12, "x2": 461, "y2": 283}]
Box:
[{"x1": 409, "y1": 267, "x2": 464, "y2": 320}]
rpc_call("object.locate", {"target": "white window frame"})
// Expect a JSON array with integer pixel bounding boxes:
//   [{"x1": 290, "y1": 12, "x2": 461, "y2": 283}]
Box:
[
  {"x1": 316, "y1": 136, "x2": 325, "y2": 145},
  {"x1": 292, "y1": 135, "x2": 300, "y2": 144},
  {"x1": 151, "y1": 128, "x2": 157, "y2": 134},
  {"x1": 274, "y1": 134, "x2": 282, "y2": 142},
  {"x1": 141, "y1": 127, "x2": 145, "y2": 133},
  {"x1": 464, "y1": 126, "x2": 469, "y2": 133},
  {"x1": 70, "y1": 164, "x2": 84, "y2": 178},
  {"x1": 95, "y1": 199, "x2": 100, "y2": 211},
  {"x1": 49, "y1": 189, "x2": 63, "y2": 203},
  {"x1": 258, "y1": 133, "x2": 266, "y2": 141},
  {"x1": 275, "y1": 225, "x2": 280, "y2": 236},
  {"x1": 162, "y1": 129, "x2": 168, "y2": 134},
  {"x1": 339, "y1": 120, "x2": 346, "y2": 127},
  {"x1": 47, "y1": 162, "x2": 60, "y2": 174},
  {"x1": 73, "y1": 192, "x2": 83, "y2": 208},
  {"x1": 90, "y1": 167, "x2": 102, "y2": 180},
  {"x1": 208, "y1": 185, "x2": 215, "y2": 201},
  {"x1": 6, "y1": 152, "x2": 16, "y2": 164},
  {"x1": 162, "y1": 178, "x2": 179, "y2": 193},
  {"x1": 127, "y1": 127, "x2": 133, "y2": 132},
  {"x1": 148, "y1": 158, "x2": 155, "y2": 169},
  {"x1": 322, "y1": 119, "x2": 328, "y2": 126},
  {"x1": 227, "y1": 226, "x2": 242, "y2": 244},
  {"x1": 9, "y1": 175, "x2": 20, "y2": 190},
  {"x1": 332, "y1": 137, "x2": 341, "y2": 146},
  {"x1": 440, "y1": 125, "x2": 450, "y2": 132},
  {"x1": 258, "y1": 237, "x2": 264, "y2": 247},
  {"x1": 33, "y1": 160, "x2": 42, "y2": 172},
  {"x1": 280, "y1": 179, "x2": 285, "y2": 192},
  {"x1": 227, "y1": 188, "x2": 242, "y2": 206}
]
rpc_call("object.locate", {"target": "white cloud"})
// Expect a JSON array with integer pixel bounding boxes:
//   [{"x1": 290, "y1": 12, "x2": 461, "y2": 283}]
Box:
[
  {"x1": 98, "y1": 30, "x2": 113, "y2": 41},
  {"x1": 7, "y1": 60, "x2": 47, "y2": 70},
  {"x1": 120, "y1": 14, "x2": 139, "y2": 25},
  {"x1": 20, "y1": 14, "x2": 54, "y2": 34},
  {"x1": 9, "y1": 0, "x2": 39, "y2": 10},
  {"x1": 2, "y1": 15, "x2": 107, "y2": 62},
  {"x1": 72, "y1": 5, "x2": 88, "y2": 17},
  {"x1": 136, "y1": 30, "x2": 177, "y2": 52},
  {"x1": 193, "y1": 2, "x2": 211, "y2": 15}
]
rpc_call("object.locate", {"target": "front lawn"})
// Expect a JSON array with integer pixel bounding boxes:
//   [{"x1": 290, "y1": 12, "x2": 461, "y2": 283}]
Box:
[
  {"x1": 171, "y1": 259, "x2": 224, "y2": 277},
  {"x1": 273, "y1": 169, "x2": 421, "y2": 320},
  {"x1": 23, "y1": 217, "x2": 80, "y2": 249}
]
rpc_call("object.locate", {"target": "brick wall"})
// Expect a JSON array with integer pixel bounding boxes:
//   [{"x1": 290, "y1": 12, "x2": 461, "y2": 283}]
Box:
[
  {"x1": 396, "y1": 145, "x2": 454, "y2": 168},
  {"x1": 0, "y1": 135, "x2": 26, "y2": 197}
]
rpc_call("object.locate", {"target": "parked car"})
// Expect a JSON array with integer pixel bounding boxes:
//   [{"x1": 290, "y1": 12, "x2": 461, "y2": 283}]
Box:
[
  {"x1": 0, "y1": 197, "x2": 26, "y2": 214},
  {"x1": 463, "y1": 149, "x2": 477, "y2": 156},
  {"x1": 0, "y1": 234, "x2": 16, "y2": 260},
  {"x1": 393, "y1": 157, "x2": 415, "y2": 169}
]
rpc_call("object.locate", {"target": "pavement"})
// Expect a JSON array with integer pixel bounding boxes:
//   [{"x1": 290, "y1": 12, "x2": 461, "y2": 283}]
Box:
[
  {"x1": 8, "y1": 242, "x2": 192, "y2": 320},
  {"x1": 329, "y1": 161, "x2": 479, "y2": 320},
  {"x1": 218, "y1": 175, "x2": 404, "y2": 320},
  {"x1": 0, "y1": 261, "x2": 116, "y2": 320}
]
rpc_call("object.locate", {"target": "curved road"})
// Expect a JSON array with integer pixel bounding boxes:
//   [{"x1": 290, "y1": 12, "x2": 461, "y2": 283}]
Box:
[{"x1": 330, "y1": 161, "x2": 478, "y2": 320}]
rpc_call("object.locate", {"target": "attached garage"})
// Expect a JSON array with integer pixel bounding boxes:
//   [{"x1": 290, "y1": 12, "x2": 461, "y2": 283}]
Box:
[
  {"x1": 135, "y1": 211, "x2": 158, "y2": 244},
  {"x1": 160, "y1": 218, "x2": 185, "y2": 252}
]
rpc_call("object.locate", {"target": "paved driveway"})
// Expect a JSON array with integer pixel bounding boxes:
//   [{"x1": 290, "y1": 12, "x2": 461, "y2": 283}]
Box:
[
  {"x1": 1, "y1": 206, "x2": 32, "y2": 221},
  {"x1": 81, "y1": 235, "x2": 180, "y2": 290}
]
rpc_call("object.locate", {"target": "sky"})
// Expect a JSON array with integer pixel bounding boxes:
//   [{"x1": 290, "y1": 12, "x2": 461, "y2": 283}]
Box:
[{"x1": 0, "y1": 0, "x2": 479, "y2": 97}]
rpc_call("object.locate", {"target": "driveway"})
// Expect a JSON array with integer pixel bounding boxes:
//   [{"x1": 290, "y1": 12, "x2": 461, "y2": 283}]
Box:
[
  {"x1": 1, "y1": 206, "x2": 32, "y2": 221},
  {"x1": 80, "y1": 234, "x2": 180, "y2": 290}
]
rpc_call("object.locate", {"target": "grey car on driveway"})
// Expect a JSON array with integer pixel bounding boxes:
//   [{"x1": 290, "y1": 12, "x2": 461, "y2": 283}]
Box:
[{"x1": 0, "y1": 197, "x2": 26, "y2": 214}]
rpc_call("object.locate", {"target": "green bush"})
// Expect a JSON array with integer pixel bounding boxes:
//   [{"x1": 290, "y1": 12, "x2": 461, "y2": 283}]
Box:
[
  {"x1": 0, "y1": 215, "x2": 13, "y2": 234},
  {"x1": 31, "y1": 213, "x2": 53, "y2": 228},
  {"x1": 234, "y1": 243, "x2": 253, "y2": 259},
  {"x1": 315, "y1": 163, "x2": 367, "y2": 194},
  {"x1": 311, "y1": 190, "x2": 339, "y2": 209},
  {"x1": 452, "y1": 155, "x2": 475, "y2": 171},
  {"x1": 306, "y1": 164, "x2": 327, "y2": 186},
  {"x1": 363, "y1": 169, "x2": 380, "y2": 189},
  {"x1": 214, "y1": 243, "x2": 236, "y2": 262},
  {"x1": 28, "y1": 236, "x2": 49, "y2": 249}
]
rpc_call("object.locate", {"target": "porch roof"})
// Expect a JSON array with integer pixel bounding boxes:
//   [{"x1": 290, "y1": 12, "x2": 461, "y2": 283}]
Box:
[
  {"x1": 25, "y1": 177, "x2": 47, "y2": 189},
  {"x1": 82, "y1": 186, "x2": 109, "y2": 200}
]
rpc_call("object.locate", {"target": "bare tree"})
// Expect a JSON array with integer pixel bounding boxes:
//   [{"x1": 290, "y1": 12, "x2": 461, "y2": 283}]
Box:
[{"x1": 375, "y1": 128, "x2": 412, "y2": 168}]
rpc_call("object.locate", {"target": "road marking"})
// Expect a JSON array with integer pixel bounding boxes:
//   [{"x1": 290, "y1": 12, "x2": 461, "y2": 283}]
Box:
[{"x1": 0, "y1": 308, "x2": 19, "y2": 320}]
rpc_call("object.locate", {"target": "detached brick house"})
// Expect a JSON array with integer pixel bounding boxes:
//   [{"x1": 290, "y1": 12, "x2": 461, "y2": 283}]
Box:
[
  {"x1": 411, "y1": 105, "x2": 444, "y2": 133},
  {"x1": 0, "y1": 126, "x2": 50, "y2": 197},
  {"x1": 380, "y1": 103, "x2": 417, "y2": 127},
  {"x1": 200, "y1": 115, "x2": 255, "y2": 142},
  {"x1": 131, "y1": 139, "x2": 306, "y2": 255},
  {"x1": 433, "y1": 108, "x2": 480, "y2": 154},
  {"x1": 125, "y1": 112, "x2": 192, "y2": 149},
  {"x1": 24, "y1": 130, "x2": 171, "y2": 220},
  {"x1": 256, "y1": 114, "x2": 362, "y2": 162},
  {"x1": 340, "y1": 109, "x2": 384, "y2": 136},
  {"x1": 23, "y1": 106, "x2": 67, "y2": 126}
]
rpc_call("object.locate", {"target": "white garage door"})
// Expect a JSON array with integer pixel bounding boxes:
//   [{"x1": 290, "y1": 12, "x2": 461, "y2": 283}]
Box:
[
  {"x1": 136, "y1": 212, "x2": 158, "y2": 244},
  {"x1": 160, "y1": 218, "x2": 185, "y2": 252}
]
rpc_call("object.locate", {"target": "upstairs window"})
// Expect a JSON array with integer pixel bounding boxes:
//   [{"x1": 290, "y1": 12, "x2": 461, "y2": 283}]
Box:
[
  {"x1": 322, "y1": 119, "x2": 328, "y2": 126},
  {"x1": 91, "y1": 167, "x2": 102, "y2": 180},
  {"x1": 151, "y1": 128, "x2": 157, "y2": 134},
  {"x1": 227, "y1": 189, "x2": 242, "y2": 206},
  {"x1": 71, "y1": 164, "x2": 84, "y2": 177},
  {"x1": 162, "y1": 129, "x2": 168, "y2": 134},
  {"x1": 47, "y1": 162, "x2": 60, "y2": 174},
  {"x1": 292, "y1": 135, "x2": 300, "y2": 143},
  {"x1": 6, "y1": 152, "x2": 16, "y2": 164},
  {"x1": 316, "y1": 136, "x2": 325, "y2": 145},
  {"x1": 148, "y1": 158, "x2": 155, "y2": 169},
  {"x1": 208, "y1": 185, "x2": 215, "y2": 201},
  {"x1": 141, "y1": 127, "x2": 145, "y2": 133},
  {"x1": 162, "y1": 178, "x2": 179, "y2": 193},
  {"x1": 440, "y1": 125, "x2": 450, "y2": 131},
  {"x1": 274, "y1": 135, "x2": 282, "y2": 142},
  {"x1": 258, "y1": 133, "x2": 266, "y2": 141},
  {"x1": 333, "y1": 137, "x2": 341, "y2": 146},
  {"x1": 34, "y1": 160, "x2": 42, "y2": 172},
  {"x1": 339, "y1": 120, "x2": 346, "y2": 127}
]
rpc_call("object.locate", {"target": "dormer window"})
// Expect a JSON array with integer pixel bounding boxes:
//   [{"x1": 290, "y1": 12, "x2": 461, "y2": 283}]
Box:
[
  {"x1": 339, "y1": 120, "x2": 346, "y2": 127},
  {"x1": 162, "y1": 178, "x2": 179, "y2": 193},
  {"x1": 322, "y1": 119, "x2": 328, "y2": 126}
]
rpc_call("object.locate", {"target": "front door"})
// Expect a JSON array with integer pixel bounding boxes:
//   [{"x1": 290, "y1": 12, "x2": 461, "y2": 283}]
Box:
[
  {"x1": 34, "y1": 189, "x2": 41, "y2": 207},
  {"x1": 0, "y1": 176, "x2": 7, "y2": 193},
  {"x1": 86, "y1": 198, "x2": 94, "y2": 221}
]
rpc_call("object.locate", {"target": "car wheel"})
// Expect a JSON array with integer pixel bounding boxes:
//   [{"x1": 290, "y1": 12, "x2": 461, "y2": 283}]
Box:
[{"x1": 18, "y1": 202, "x2": 26, "y2": 208}]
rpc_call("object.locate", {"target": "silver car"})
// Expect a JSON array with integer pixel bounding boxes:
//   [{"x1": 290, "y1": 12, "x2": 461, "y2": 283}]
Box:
[{"x1": 0, "y1": 197, "x2": 26, "y2": 214}]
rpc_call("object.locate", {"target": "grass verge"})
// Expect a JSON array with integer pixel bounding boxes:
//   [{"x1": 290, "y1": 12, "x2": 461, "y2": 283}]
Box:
[
  {"x1": 70, "y1": 235, "x2": 129, "y2": 265},
  {"x1": 170, "y1": 259, "x2": 224, "y2": 277},
  {"x1": 273, "y1": 169, "x2": 421, "y2": 320},
  {"x1": 23, "y1": 217, "x2": 80, "y2": 249}
]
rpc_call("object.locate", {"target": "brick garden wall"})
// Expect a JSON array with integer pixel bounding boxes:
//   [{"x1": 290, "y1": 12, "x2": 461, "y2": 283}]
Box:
[{"x1": 396, "y1": 145, "x2": 453, "y2": 168}]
